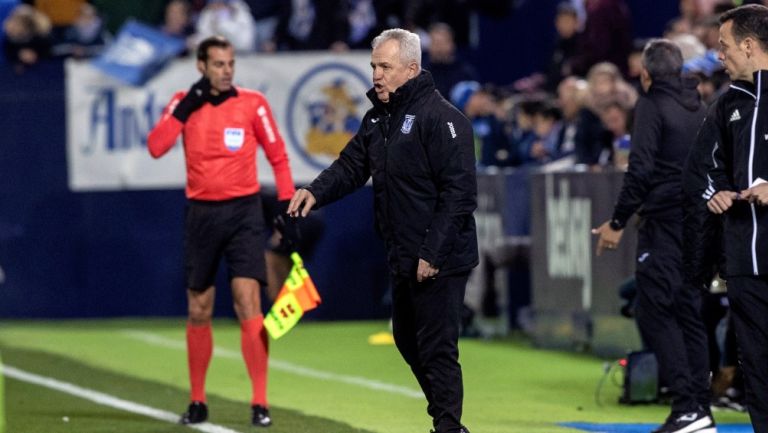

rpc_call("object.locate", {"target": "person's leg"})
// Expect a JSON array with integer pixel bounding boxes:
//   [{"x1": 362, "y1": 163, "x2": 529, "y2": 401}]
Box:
[
  {"x1": 410, "y1": 272, "x2": 468, "y2": 433},
  {"x1": 727, "y1": 276, "x2": 768, "y2": 432},
  {"x1": 231, "y1": 277, "x2": 269, "y2": 408},
  {"x1": 186, "y1": 287, "x2": 215, "y2": 404},
  {"x1": 634, "y1": 220, "x2": 698, "y2": 414},
  {"x1": 391, "y1": 275, "x2": 436, "y2": 421},
  {"x1": 675, "y1": 282, "x2": 712, "y2": 410}
]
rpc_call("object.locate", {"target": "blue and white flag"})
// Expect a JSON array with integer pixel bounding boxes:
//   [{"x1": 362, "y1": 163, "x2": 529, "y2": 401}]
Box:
[{"x1": 92, "y1": 20, "x2": 185, "y2": 86}]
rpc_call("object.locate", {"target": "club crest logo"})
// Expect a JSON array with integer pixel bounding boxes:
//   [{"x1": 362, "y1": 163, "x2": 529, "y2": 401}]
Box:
[
  {"x1": 401, "y1": 114, "x2": 415, "y2": 134},
  {"x1": 287, "y1": 63, "x2": 371, "y2": 170}
]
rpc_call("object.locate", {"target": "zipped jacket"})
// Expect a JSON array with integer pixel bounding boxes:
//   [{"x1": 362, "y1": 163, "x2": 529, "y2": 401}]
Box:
[
  {"x1": 705, "y1": 71, "x2": 768, "y2": 277},
  {"x1": 306, "y1": 71, "x2": 479, "y2": 277}
]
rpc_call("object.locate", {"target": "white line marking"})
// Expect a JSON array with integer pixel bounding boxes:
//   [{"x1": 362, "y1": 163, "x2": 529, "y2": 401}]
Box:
[
  {"x1": 2, "y1": 365, "x2": 243, "y2": 433},
  {"x1": 122, "y1": 330, "x2": 423, "y2": 399}
]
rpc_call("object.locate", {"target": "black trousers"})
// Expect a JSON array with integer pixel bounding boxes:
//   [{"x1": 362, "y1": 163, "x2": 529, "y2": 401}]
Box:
[
  {"x1": 635, "y1": 218, "x2": 711, "y2": 413},
  {"x1": 726, "y1": 276, "x2": 768, "y2": 433},
  {"x1": 392, "y1": 271, "x2": 468, "y2": 433}
]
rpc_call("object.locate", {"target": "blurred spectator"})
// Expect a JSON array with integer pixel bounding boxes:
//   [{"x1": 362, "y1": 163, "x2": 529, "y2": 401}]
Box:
[
  {"x1": 423, "y1": 22, "x2": 476, "y2": 99},
  {"x1": 670, "y1": 32, "x2": 705, "y2": 62},
  {"x1": 404, "y1": 0, "x2": 510, "y2": 48},
  {"x1": 585, "y1": 61, "x2": 637, "y2": 115},
  {"x1": 556, "y1": 77, "x2": 612, "y2": 166},
  {"x1": 192, "y1": 0, "x2": 256, "y2": 53},
  {"x1": 511, "y1": 99, "x2": 541, "y2": 166},
  {"x1": 2, "y1": 3, "x2": 50, "y2": 71},
  {"x1": 274, "y1": 0, "x2": 349, "y2": 51},
  {"x1": 626, "y1": 39, "x2": 647, "y2": 93},
  {"x1": 599, "y1": 100, "x2": 632, "y2": 169},
  {"x1": 692, "y1": 15, "x2": 719, "y2": 51},
  {"x1": 242, "y1": 0, "x2": 280, "y2": 51},
  {"x1": 450, "y1": 80, "x2": 517, "y2": 168},
  {"x1": 528, "y1": 103, "x2": 564, "y2": 164},
  {"x1": 161, "y1": 0, "x2": 194, "y2": 40},
  {"x1": 545, "y1": 2, "x2": 580, "y2": 91},
  {"x1": 52, "y1": 2, "x2": 109, "y2": 59},
  {"x1": 569, "y1": 0, "x2": 633, "y2": 77}
]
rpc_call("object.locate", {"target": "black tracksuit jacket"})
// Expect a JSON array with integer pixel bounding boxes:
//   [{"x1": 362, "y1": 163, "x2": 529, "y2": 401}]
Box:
[
  {"x1": 306, "y1": 70, "x2": 479, "y2": 277},
  {"x1": 704, "y1": 71, "x2": 768, "y2": 277},
  {"x1": 611, "y1": 77, "x2": 706, "y2": 225}
]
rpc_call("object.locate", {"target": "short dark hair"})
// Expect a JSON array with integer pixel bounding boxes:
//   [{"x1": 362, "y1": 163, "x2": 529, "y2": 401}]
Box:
[
  {"x1": 642, "y1": 39, "x2": 683, "y2": 80},
  {"x1": 556, "y1": 2, "x2": 578, "y2": 18},
  {"x1": 719, "y1": 4, "x2": 768, "y2": 53},
  {"x1": 196, "y1": 36, "x2": 232, "y2": 62}
]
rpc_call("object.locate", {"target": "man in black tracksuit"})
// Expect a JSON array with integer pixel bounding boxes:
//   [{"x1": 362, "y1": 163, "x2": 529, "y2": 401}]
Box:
[
  {"x1": 592, "y1": 40, "x2": 713, "y2": 433},
  {"x1": 287, "y1": 28, "x2": 477, "y2": 433},
  {"x1": 703, "y1": 6, "x2": 768, "y2": 432}
]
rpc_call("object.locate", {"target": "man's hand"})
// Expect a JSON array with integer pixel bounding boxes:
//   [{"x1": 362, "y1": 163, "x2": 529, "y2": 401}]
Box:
[
  {"x1": 287, "y1": 189, "x2": 316, "y2": 217},
  {"x1": 591, "y1": 220, "x2": 624, "y2": 256},
  {"x1": 740, "y1": 183, "x2": 768, "y2": 206},
  {"x1": 707, "y1": 190, "x2": 740, "y2": 214},
  {"x1": 173, "y1": 77, "x2": 212, "y2": 122},
  {"x1": 416, "y1": 259, "x2": 439, "y2": 282}
]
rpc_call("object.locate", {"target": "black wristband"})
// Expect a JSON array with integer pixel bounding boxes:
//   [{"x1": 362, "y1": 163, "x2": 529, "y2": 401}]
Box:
[{"x1": 609, "y1": 218, "x2": 625, "y2": 231}]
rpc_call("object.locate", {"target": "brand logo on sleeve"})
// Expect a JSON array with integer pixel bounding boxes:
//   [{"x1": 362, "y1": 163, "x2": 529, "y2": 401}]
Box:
[
  {"x1": 729, "y1": 109, "x2": 741, "y2": 122},
  {"x1": 224, "y1": 128, "x2": 245, "y2": 151},
  {"x1": 447, "y1": 122, "x2": 457, "y2": 138},
  {"x1": 401, "y1": 114, "x2": 415, "y2": 134}
]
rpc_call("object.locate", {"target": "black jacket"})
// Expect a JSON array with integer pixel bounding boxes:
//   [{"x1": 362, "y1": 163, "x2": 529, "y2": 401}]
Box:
[
  {"x1": 306, "y1": 71, "x2": 479, "y2": 277},
  {"x1": 612, "y1": 77, "x2": 706, "y2": 225},
  {"x1": 705, "y1": 71, "x2": 768, "y2": 277}
]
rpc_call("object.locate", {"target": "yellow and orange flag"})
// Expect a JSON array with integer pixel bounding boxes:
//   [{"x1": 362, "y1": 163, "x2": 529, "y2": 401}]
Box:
[{"x1": 264, "y1": 253, "x2": 321, "y2": 339}]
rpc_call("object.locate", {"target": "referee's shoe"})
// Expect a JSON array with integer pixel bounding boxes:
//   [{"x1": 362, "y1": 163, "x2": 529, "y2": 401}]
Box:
[
  {"x1": 651, "y1": 408, "x2": 716, "y2": 433},
  {"x1": 179, "y1": 401, "x2": 208, "y2": 424}
]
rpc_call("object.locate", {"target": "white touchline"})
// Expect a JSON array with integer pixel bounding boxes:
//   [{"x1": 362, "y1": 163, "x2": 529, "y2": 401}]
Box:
[
  {"x1": 122, "y1": 330, "x2": 424, "y2": 399},
  {"x1": 2, "y1": 365, "x2": 243, "y2": 433}
]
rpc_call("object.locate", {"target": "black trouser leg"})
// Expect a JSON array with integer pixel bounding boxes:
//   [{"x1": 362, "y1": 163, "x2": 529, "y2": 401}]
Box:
[
  {"x1": 727, "y1": 276, "x2": 768, "y2": 433},
  {"x1": 635, "y1": 219, "x2": 708, "y2": 413},
  {"x1": 392, "y1": 272, "x2": 468, "y2": 432}
]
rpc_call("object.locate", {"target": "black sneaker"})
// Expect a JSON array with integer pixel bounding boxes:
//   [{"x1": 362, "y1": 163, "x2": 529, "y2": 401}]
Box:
[
  {"x1": 651, "y1": 409, "x2": 716, "y2": 433},
  {"x1": 429, "y1": 427, "x2": 470, "y2": 433},
  {"x1": 252, "y1": 405, "x2": 272, "y2": 427},
  {"x1": 179, "y1": 401, "x2": 208, "y2": 424}
]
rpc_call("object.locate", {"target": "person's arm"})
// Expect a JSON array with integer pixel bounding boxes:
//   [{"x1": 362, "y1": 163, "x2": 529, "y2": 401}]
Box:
[
  {"x1": 147, "y1": 92, "x2": 185, "y2": 158},
  {"x1": 610, "y1": 96, "x2": 661, "y2": 226},
  {"x1": 303, "y1": 120, "x2": 372, "y2": 208},
  {"x1": 418, "y1": 110, "x2": 477, "y2": 270},
  {"x1": 252, "y1": 96, "x2": 295, "y2": 200},
  {"x1": 147, "y1": 78, "x2": 211, "y2": 158},
  {"x1": 701, "y1": 101, "x2": 739, "y2": 214}
]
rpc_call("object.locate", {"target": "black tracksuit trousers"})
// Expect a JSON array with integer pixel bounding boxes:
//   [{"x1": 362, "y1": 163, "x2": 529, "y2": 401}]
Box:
[
  {"x1": 726, "y1": 276, "x2": 768, "y2": 433},
  {"x1": 392, "y1": 271, "x2": 468, "y2": 433},
  {"x1": 634, "y1": 218, "x2": 711, "y2": 413}
]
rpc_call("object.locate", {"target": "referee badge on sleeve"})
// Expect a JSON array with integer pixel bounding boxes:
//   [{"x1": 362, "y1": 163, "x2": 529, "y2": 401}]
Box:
[{"x1": 224, "y1": 128, "x2": 245, "y2": 151}]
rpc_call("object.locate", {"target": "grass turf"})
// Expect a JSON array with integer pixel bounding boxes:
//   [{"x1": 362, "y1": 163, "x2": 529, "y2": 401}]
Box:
[{"x1": 0, "y1": 319, "x2": 752, "y2": 433}]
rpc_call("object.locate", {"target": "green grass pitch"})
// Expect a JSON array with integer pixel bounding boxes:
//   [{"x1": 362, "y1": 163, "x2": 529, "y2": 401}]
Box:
[{"x1": 0, "y1": 319, "x2": 750, "y2": 433}]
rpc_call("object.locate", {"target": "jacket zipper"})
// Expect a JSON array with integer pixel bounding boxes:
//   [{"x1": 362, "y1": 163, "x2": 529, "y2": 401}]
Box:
[{"x1": 749, "y1": 73, "x2": 761, "y2": 275}]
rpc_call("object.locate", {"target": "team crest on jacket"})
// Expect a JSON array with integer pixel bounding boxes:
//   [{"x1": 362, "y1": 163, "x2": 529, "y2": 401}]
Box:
[
  {"x1": 224, "y1": 128, "x2": 245, "y2": 151},
  {"x1": 401, "y1": 114, "x2": 416, "y2": 134}
]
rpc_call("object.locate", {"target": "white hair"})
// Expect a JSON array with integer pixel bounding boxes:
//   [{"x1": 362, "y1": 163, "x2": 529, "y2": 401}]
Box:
[{"x1": 372, "y1": 28, "x2": 422, "y2": 70}]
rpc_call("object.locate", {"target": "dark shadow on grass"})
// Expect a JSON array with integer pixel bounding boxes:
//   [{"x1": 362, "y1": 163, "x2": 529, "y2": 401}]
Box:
[{"x1": 1, "y1": 345, "x2": 376, "y2": 433}]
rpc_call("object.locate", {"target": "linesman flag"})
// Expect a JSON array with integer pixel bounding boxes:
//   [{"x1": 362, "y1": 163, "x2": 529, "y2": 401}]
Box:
[{"x1": 264, "y1": 253, "x2": 321, "y2": 339}]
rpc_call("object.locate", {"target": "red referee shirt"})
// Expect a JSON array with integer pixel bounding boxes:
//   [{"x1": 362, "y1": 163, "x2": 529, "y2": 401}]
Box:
[{"x1": 147, "y1": 87, "x2": 295, "y2": 201}]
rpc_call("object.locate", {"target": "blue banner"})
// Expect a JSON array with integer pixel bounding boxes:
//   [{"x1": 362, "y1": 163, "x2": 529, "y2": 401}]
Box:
[{"x1": 91, "y1": 20, "x2": 185, "y2": 85}]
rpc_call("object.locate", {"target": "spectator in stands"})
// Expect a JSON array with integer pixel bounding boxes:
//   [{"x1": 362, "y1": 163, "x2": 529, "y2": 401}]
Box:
[
  {"x1": 273, "y1": 0, "x2": 350, "y2": 51},
  {"x1": 90, "y1": 0, "x2": 166, "y2": 35},
  {"x1": 599, "y1": 100, "x2": 631, "y2": 169},
  {"x1": 241, "y1": 0, "x2": 280, "y2": 52},
  {"x1": 161, "y1": 0, "x2": 194, "y2": 40},
  {"x1": 2, "y1": 3, "x2": 50, "y2": 72},
  {"x1": 192, "y1": 0, "x2": 256, "y2": 53},
  {"x1": 593, "y1": 39, "x2": 713, "y2": 433},
  {"x1": 569, "y1": 0, "x2": 633, "y2": 77},
  {"x1": 585, "y1": 61, "x2": 637, "y2": 115},
  {"x1": 510, "y1": 99, "x2": 541, "y2": 165},
  {"x1": 450, "y1": 80, "x2": 516, "y2": 168},
  {"x1": 626, "y1": 39, "x2": 647, "y2": 93},
  {"x1": 147, "y1": 35, "x2": 295, "y2": 428},
  {"x1": 53, "y1": 2, "x2": 109, "y2": 59},
  {"x1": 423, "y1": 22, "x2": 476, "y2": 99},
  {"x1": 545, "y1": 2, "x2": 580, "y2": 91},
  {"x1": 555, "y1": 77, "x2": 612, "y2": 166},
  {"x1": 528, "y1": 103, "x2": 564, "y2": 165}
]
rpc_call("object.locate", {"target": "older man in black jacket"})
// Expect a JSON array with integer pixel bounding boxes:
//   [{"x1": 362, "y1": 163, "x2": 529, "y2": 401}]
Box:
[
  {"x1": 592, "y1": 39, "x2": 714, "y2": 433},
  {"x1": 287, "y1": 28, "x2": 477, "y2": 433}
]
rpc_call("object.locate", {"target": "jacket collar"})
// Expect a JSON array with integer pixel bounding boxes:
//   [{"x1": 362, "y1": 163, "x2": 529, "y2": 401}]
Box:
[{"x1": 367, "y1": 70, "x2": 435, "y2": 112}]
